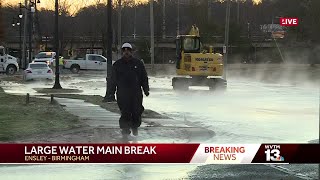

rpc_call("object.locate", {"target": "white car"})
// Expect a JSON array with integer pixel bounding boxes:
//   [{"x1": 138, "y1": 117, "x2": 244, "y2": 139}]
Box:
[
  {"x1": 33, "y1": 52, "x2": 56, "y2": 66},
  {"x1": 23, "y1": 62, "x2": 54, "y2": 81}
]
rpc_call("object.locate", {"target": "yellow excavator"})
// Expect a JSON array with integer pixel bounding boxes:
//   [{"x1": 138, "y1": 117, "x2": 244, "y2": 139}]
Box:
[{"x1": 172, "y1": 25, "x2": 227, "y2": 90}]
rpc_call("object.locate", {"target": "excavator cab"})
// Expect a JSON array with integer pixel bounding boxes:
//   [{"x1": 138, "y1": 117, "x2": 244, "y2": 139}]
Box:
[
  {"x1": 176, "y1": 35, "x2": 201, "y2": 69},
  {"x1": 181, "y1": 36, "x2": 201, "y2": 53}
]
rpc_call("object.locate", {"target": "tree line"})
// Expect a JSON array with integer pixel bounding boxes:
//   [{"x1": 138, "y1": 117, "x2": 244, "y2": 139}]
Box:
[{"x1": 1, "y1": 0, "x2": 320, "y2": 63}]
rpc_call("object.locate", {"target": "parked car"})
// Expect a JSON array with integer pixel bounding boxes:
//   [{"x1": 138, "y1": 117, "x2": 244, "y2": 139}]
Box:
[
  {"x1": 33, "y1": 52, "x2": 56, "y2": 66},
  {"x1": 0, "y1": 46, "x2": 19, "y2": 75},
  {"x1": 64, "y1": 54, "x2": 115, "y2": 73},
  {"x1": 23, "y1": 62, "x2": 54, "y2": 81}
]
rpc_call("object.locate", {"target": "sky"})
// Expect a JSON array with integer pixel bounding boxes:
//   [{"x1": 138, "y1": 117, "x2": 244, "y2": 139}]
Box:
[
  {"x1": 3, "y1": 0, "x2": 262, "y2": 14},
  {"x1": 2, "y1": 0, "x2": 146, "y2": 14}
]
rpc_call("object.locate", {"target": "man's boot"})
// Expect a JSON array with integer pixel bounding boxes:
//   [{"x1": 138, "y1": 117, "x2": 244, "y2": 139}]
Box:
[
  {"x1": 132, "y1": 128, "x2": 138, "y2": 136},
  {"x1": 121, "y1": 128, "x2": 131, "y2": 136}
]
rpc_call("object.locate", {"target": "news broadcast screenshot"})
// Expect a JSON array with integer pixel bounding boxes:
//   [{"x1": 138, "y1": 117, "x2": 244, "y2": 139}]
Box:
[{"x1": 0, "y1": 0, "x2": 319, "y2": 179}]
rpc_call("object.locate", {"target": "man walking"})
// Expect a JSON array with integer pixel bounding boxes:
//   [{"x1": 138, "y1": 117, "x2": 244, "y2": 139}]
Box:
[{"x1": 106, "y1": 43, "x2": 149, "y2": 136}]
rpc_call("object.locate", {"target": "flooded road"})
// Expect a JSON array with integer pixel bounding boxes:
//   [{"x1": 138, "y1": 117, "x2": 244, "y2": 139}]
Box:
[
  {"x1": 145, "y1": 77, "x2": 319, "y2": 144},
  {"x1": 0, "y1": 68, "x2": 319, "y2": 179},
  {"x1": 3, "y1": 72, "x2": 318, "y2": 143}
]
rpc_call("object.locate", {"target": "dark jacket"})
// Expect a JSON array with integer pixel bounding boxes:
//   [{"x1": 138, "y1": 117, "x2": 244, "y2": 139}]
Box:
[{"x1": 109, "y1": 56, "x2": 149, "y2": 101}]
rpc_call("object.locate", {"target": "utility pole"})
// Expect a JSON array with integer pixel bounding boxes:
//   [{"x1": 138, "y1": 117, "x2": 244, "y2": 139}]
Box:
[
  {"x1": 207, "y1": 0, "x2": 211, "y2": 24},
  {"x1": 223, "y1": 0, "x2": 230, "y2": 80},
  {"x1": 237, "y1": 0, "x2": 240, "y2": 24},
  {"x1": 104, "y1": 0, "x2": 113, "y2": 101},
  {"x1": 117, "y1": 0, "x2": 122, "y2": 59},
  {"x1": 162, "y1": 0, "x2": 166, "y2": 39},
  {"x1": 150, "y1": 0, "x2": 154, "y2": 71},
  {"x1": 247, "y1": 22, "x2": 250, "y2": 38},
  {"x1": 18, "y1": 7, "x2": 22, "y2": 67},
  {"x1": 34, "y1": 2, "x2": 41, "y2": 53},
  {"x1": 133, "y1": 0, "x2": 136, "y2": 39},
  {"x1": 28, "y1": 5, "x2": 33, "y2": 64},
  {"x1": 271, "y1": 15, "x2": 274, "y2": 32},
  {"x1": 53, "y1": 0, "x2": 62, "y2": 89},
  {"x1": 0, "y1": 1, "x2": 2, "y2": 41},
  {"x1": 22, "y1": 0, "x2": 28, "y2": 69},
  {"x1": 0, "y1": 1, "x2": 4, "y2": 45},
  {"x1": 177, "y1": 0, "x2": 180, "y2": 36}
]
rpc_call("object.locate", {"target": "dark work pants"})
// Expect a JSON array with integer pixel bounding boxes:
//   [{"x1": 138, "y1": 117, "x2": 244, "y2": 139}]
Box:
[{"x1": 117, "y1": 91, "x2": 144, "y2": 129}]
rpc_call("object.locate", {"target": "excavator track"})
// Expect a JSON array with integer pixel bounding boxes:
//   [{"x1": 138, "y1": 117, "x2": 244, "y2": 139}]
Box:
[{"x1": 172, "y1": 77, "x2": 227, "y2": 91}]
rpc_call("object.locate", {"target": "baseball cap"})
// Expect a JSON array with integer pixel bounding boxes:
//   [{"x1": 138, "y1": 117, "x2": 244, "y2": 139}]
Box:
[{"x1": 121, "y1": 43, "x2": 132, "y2": 50}]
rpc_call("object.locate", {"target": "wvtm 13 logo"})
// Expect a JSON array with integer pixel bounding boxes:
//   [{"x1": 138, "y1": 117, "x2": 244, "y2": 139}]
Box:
[{"x1": 264, "y1": 145, "x2": 285, "y2": 162}]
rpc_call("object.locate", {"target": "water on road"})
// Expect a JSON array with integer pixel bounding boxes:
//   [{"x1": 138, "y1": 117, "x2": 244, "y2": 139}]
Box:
[{"x1": 0, "y1": 70, "x2": 319, "y2": 179}]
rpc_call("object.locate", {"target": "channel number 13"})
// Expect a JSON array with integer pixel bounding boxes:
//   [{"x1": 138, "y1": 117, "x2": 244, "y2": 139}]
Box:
[{"x1": 265, "y1": 149, "x2": 280, "y2": 161}]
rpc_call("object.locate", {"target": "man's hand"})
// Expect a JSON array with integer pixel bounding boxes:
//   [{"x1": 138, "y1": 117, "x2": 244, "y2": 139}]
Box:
[{"x1": 145, "y1": 91, "x2": 149, "y2": 97}]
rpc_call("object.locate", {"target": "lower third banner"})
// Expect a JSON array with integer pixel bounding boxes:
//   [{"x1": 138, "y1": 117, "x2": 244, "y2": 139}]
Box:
[{"x1": 0, "y1": 144, "x2": 319, "y2": 164}]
